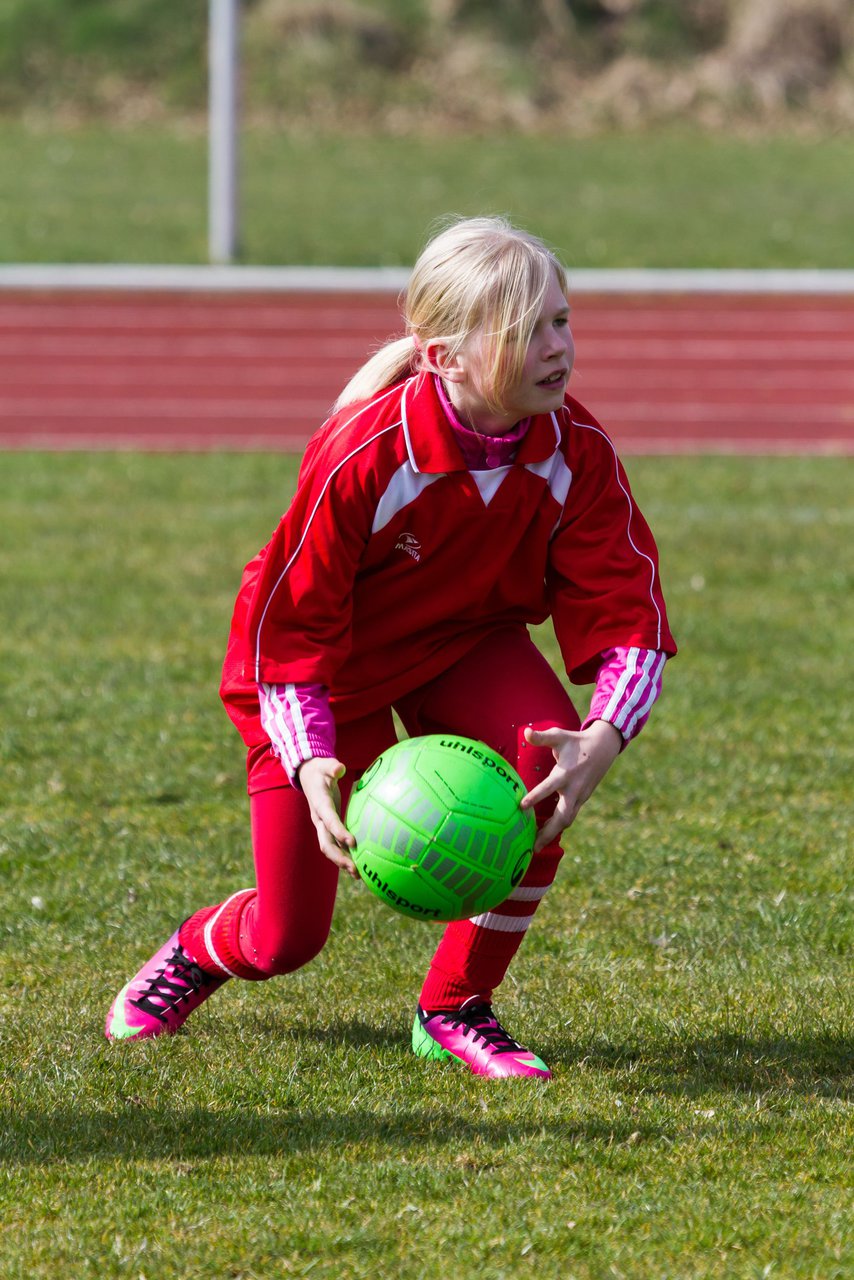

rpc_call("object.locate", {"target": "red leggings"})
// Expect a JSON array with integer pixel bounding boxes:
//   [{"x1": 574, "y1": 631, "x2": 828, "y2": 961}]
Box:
[{"x1": 187, "y1": 628, "x2": 579, "y2": 1009}]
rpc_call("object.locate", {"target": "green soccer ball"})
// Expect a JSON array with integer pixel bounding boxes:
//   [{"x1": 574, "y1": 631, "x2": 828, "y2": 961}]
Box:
[{"x1": 345, "y1": 734, "x2": 536, "y2": 922}]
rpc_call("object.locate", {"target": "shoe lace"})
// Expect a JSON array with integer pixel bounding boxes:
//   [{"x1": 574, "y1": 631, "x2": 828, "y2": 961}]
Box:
[
  {"x1": 440, "y1": 1003, "x2": 524, "y2": 1056},
  {"x1": 132, "y1": 945, "x2": 209, "y2": 1021}
]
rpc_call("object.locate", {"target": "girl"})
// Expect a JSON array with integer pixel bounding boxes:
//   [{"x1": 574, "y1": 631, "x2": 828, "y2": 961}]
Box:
[{"x1": 106, "y1": 216, "x2": 676, "y2": 1079}]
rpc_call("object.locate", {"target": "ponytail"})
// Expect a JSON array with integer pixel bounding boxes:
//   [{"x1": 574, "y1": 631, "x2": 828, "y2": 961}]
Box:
[{"x1": 333, "y1": 335, "x2": 420, "y2": 411}]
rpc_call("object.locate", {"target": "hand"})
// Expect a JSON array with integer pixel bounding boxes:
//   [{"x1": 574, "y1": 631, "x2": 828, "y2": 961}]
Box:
[
  {"x1": 297, "y1": 756, "x2": 359, "y2": 878},
  {"x1": 520, "y1": 721, "x2": 622, "y2": 852}
]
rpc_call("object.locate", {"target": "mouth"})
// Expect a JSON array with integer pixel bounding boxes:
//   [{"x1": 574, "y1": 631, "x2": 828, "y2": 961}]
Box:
[{"x1": 537, "y1": 370, "x2": 568, "y2": 388}]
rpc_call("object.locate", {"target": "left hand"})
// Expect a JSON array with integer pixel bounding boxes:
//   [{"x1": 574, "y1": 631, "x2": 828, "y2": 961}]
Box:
[{"x1": 520, "y1": 721, "x2": 622, "y2": 851}]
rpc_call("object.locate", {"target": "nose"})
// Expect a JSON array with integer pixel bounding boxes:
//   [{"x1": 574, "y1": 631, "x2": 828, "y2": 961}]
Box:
[{"x1": 546, "y1": 325, "x2": 574, "y2": 364}]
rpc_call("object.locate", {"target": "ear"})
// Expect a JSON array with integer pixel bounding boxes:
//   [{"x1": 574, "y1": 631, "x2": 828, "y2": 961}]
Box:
[{"x1": 422, "y1": 338, "x2": 467, "y2": 384}]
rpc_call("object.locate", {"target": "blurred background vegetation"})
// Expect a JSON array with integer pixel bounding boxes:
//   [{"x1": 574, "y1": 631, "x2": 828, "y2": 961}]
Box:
[
  {"x1": 2, "y1": 1, "x2": 851, "y2": 265},
  {"x1": 2, "y1": 0, "x2": 852, "y2": 134}
]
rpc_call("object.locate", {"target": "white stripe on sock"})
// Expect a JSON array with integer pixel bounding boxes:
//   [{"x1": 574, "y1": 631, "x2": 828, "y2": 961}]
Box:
[
  {"x1": 467, "y1": 910, "x2": 534, "y2": 933},
  {"x1": 202, "y1": 889, "x2": 253, "y2": 979},
  {"x1": 508, "y1": 884, "x2": 551, "y2": 902}
]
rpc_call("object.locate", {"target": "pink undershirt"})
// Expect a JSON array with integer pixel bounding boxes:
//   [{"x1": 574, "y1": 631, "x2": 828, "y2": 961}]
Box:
[
  {"x1": 258, "y1": 376, "x2": 667, "y2": 782},
  {"x1": 434, "y1": 373, "x2": 531, "y2": 469}
]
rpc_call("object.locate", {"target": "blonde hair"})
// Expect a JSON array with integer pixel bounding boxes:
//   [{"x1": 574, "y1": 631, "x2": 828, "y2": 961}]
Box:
[{"x1": 334, "y1": 216, "x2": 567, "y2": 414}]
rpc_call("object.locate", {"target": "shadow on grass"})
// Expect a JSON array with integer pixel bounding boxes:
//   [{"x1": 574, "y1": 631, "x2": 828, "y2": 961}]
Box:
[
  {"x1": 246, "y1": 1013, "x2": 409, "y2": 1049},
  {"x1": 541, "y1": 1029, "x2": 854, "y2": 1100},
  {"x1": 258, "y1": 1015, "x2": 854, "y2": 1101},
  {"x1": 2, "y1": 1023, "x2": 851, "y2": 1167},
  {"x1": 0, "y1": 1105, "x2": 671, "y2": 1167}
]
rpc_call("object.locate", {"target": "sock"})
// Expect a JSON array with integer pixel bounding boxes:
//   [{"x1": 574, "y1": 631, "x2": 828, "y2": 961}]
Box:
[
  {"x1": 179, "y1": 888, "x2": 262, "y2": 981},
  {"x1": 418, "y1": 845, "x2": 563, "y2": 1010}
]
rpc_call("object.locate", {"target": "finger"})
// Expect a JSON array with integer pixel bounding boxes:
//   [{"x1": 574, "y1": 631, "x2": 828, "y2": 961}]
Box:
[
  {"x1": 321, "y1": 806, "x2": 356, "y2": 849},
  {"x1": 313, "y1": 821, "x2": 360, "y2": 876},
  {"x1": 521, "y1": 781, "x2": 555, "y2": 811},
  {"x1": 534, "y1": 786, "x2": 591, "y2": 849},
  {"x1": 524, "y1": 725, "x2": 580, "y2": 748},
  {"x1": 520, "y1": 768, "x2": 569, "y2": 810},
  {"x1": 311, "y1": 802, "x2": 356, "y2": 852},
  {"x1": 533, "y1": 806, "x2": 575, "y2": 852},
  {"x1": 326, "y1": 847, "x2": 360, "y2": 878},
  {"x1": 307, "y1": 785, "x2": 356, "y2": 850},
  {"x1": 336, "y1": 853, "x2": 360, "y2": 879}
]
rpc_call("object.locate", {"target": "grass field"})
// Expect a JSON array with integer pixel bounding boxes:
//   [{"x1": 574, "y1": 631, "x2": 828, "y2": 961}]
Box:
[
  {"x1": 0, "y1": 451, "x2": 851, "y2": 1279},
  {"x1": 3, "y1": 124, "x2": 854, "y2": 267}
]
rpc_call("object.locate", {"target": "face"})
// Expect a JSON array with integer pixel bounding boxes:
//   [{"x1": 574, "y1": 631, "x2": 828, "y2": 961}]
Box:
[{"x1": 442, "y1": 270, "x2": 575, "y2": 435}]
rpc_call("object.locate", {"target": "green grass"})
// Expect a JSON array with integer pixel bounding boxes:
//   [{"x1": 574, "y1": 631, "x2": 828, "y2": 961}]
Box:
[
  {"x1": 3, "y1": 123, "x2": 854, "y2": 266},
  {"x1": 0, "y1": 453, "x2": 852, "y2": 1279}
]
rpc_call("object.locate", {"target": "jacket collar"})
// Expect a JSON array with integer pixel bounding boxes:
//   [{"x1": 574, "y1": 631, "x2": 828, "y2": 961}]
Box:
[{"x1": 400, "y1": 371, "x2": 561, "y2": 475}]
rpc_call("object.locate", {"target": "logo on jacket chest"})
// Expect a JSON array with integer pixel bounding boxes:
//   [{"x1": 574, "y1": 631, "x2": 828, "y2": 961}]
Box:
[{"x1": 394, "y1": 531, "x2": 422, "y2": 562}]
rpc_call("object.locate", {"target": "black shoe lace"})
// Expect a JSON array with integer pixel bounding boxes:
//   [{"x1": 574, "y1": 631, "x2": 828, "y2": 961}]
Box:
[
  {"x1": 131, "y1": 945, "x2": 210, "y2": 1022},
  {"x1": 437, "y1": 1003, "x2": 524, "y2": 1056}
]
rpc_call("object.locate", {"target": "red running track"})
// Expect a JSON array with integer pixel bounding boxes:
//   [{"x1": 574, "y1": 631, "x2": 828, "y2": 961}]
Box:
[{"x1": 0, "y1": 290, "x2": 852, "y2": 453}]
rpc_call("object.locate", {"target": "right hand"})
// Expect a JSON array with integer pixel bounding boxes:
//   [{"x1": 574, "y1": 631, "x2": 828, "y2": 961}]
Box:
[{"x1": 297, "y1": 756, "x2": 359, "y2": 878}]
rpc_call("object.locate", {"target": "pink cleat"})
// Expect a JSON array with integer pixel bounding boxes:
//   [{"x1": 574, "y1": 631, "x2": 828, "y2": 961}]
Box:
[
  {"x1": 412, "y1": 997, "x2": 551, "y2": 1080},
  {"x1": 105, "y1": 928, "x2": 227, "y2": 1041}
]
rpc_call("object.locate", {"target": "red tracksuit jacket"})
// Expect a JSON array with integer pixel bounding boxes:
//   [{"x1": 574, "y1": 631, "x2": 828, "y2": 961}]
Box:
[{"x1": 220, "y1": 372, "x2": 676, "y2": 746}]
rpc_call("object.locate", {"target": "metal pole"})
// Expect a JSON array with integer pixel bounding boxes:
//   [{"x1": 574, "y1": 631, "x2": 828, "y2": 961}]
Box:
[{"x1": 208, "y1": 0, "x2": 240, "y2": 264}]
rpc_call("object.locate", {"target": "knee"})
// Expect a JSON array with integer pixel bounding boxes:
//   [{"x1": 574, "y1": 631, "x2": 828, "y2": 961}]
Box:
[
  {"x1": 514, "y1": 720, "x2": 571, "y2": 792},
  {"x1": 514, "y1": 719, "x2": 582, "y2": 842},
  {"x1": 515, "y1": 733, "x2": 557, "y2": 828},
  {"x1": 247, "y1": 921, "x2": 331, "y2": 978}
]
